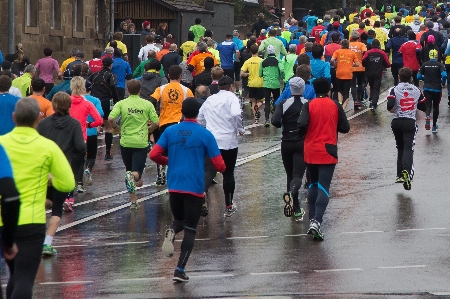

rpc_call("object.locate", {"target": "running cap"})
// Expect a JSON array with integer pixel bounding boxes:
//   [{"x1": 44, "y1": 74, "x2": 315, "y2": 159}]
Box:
[
  {"x1": 267, "y1": 45, "x2": 276, "y2": 55},
  {"x1": 260, "y1": 29, "x2": 266, "y2": 34},
  {"x1": 317, "y1": 19, "x2": 323, "y2": 24},
  {"x1": 414, "y1": 14, "x2": 421, "y2": 20},
  {"x1": 218, "y1": 75, "x2": 234, "y2": 86},
  {"x1": 427, "y1": 35, "x2": 435, "y2": 43},
  {"x1": 143, "y1": 21, "x2": 150, "y2": 28},
  {"x1": 429, "y1": 49, "x2": 438, "y2": 59},
  {"x1": 333, "y1": 21, "x2": 340, "y2": 27},
  {"x1": 289, "y1": 77, "x2": 305, "y2": 95}
]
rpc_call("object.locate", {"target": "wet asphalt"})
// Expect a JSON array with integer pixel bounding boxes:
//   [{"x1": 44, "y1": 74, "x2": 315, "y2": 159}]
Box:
[{"x1": 3, "y1": 73, "x2": 450, "y2": 299}]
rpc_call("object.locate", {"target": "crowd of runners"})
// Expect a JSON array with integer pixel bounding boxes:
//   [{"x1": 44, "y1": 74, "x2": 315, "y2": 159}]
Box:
[{"x1": 0, "y1": 0, "x2": 449, "y2": 295}]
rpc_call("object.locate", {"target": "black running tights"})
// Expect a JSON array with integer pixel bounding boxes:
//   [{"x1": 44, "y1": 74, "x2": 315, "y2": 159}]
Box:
[
  {"x1": 423, "y1": 90, "x2": 441, "y2": 127},
  {"x1": 86, "y1": 135, "x2": 98, "y2": 171},
  {"x1": 6, "y1": 224, "x2": 45, "y2": 299},
  {"x1": 391, "y1": 118, "x2": 417, "y2": 179},
  {"x1": 264, "y1": 88, "x2": 280, "y2": 121},
  {"x1": 169, "y1": 192, "x2": 203, "y2": 269},
  {"x1": 367, "y1": 77, "x2": 382, "y2": 108},
  {"x1": 307, "y1": 164, "x2": 335, "y2": 223},
  {"x1": 281, "y1": 140, "x2": 307, "y2": 212}
]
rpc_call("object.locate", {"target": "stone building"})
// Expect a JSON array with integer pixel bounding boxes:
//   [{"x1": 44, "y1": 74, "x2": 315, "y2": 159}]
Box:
[{"x1": 0, "y1": 0, "x2": 109, "y2": 65}]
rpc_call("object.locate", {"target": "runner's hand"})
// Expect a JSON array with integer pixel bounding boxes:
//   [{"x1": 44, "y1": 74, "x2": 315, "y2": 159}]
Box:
[{"x1": 3, "y1": 243, "x2": 18, "y2": 261}]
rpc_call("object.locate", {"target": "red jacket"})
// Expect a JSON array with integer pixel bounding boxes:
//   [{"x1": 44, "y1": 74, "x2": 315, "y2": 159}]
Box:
[
  {"x1": 311, "y1": 25, "x2": 325, "y2": 44},
  {"x1": 256, "y1": 35, "x2": 266, "y2": 46},
  {"x1": 70, "y1": 95, "x2": 103, "y2": 140},
  {"x1": 297, "y1": 96, "x2": 350, "y2": 164}
]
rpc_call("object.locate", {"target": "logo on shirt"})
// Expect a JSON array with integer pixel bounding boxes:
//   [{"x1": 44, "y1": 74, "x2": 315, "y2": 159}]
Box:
[
  {"x1": 168, "y1": 88, "x2": 180, "y2": 103},
  {"x1": 370, "y1": 56, "x2": 380, "y2": 62},
  {"x1": 178, "y1": 130, "x2": 192, "y2": 136},
  {"x1": 128, "y1": 108, "x2": 144, "y2": 114}
]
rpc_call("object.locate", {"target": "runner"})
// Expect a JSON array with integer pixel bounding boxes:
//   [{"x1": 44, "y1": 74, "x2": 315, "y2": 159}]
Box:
[
  {"x1": 198, "y1": 76, "x2": 245, "y2": 217},
  {"x1": 297, "y1": 78, "x2": 350, "y2": 240},
  {"x1": 0, "y1": 97, "x2": 74, "y2": 299},
  {"x1": 217, "y1": 34, "x2": 240, "y2": 87},
  {"x1": 349, "y1": 31, "x2": 367, "y2": 109},
  {"x1": 398, "y1": 31, "x2": 422, "y2": 87},
  {"x1": 29, "y1": 78, "x2": 54, "y2": 120},
  {"x1": 387, "y1": 67, "x2": 426, "y2": 190},
  {"x1": 37, "y1": 92, "x2": 86, "y2": 255},
  {"x1": 108, "y1": 80, "x2": 160, "y2": 209},
  {"x1": 149, "y1": 98, "x2": 226, "y2": 282},
  {"x1": 271, "y1": 77, "x2": 307, "y2": 221},
  {"x1": 386, "y1": 28, "x2": 408, "y2": 86},
  {"x1": 417, "y1": 49, "x2": 447, "y2": 132},
  {"x1": 0, "y1": 75, "x2": 20, "y2": 136},
  {"x1": 241, "y1": 44, "x2": 264, "y2": 124}
]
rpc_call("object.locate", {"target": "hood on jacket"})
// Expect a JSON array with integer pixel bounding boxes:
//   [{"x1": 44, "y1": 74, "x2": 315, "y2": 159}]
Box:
[
  {"x1": 142, "y1": 72, "x2": 160, "y2": 80},
  {"x1": 71, "y1": 94, "x2": 85, "y2": 104},
  {"x1": 50, "y1": 114, "x2": 73, "y2": 129}
]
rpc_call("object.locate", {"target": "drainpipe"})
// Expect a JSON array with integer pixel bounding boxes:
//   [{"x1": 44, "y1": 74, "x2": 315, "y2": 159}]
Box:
[
  {"x1": 110, "y1": 0, "x2": 114, "y2": 41},
  {"x1": 179, "y1": 12, "x2": 183, "y2": 46},
  {"x1": 8, "y1": 0, "x2": 14, "y2": 53}
]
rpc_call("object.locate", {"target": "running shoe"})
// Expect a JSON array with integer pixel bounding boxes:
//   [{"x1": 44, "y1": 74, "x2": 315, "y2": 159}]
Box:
[
  {"x1": 76, "y1": 184, "x2": 86, "y2": 193},
  {"x1": 130, "y1": 202, "x2": 138, "y2": 210},
  {"x1": 125, "y1": 171, "x2": 136, "y2": 194},
  {"x1": 254, "y1": 105, "x2": 261, "y2": 120},
  {"x1": 402, "y1": 170, "x2": 411, "y2": 191},
  {"x1": 104, "y1": 154, "x2": 113, "y2": 161},
  {"x1": 83, "y1": 169, "x2": 93, "y2": 186},
  {"x1": 395, "y1": 176, "x2": 404, "y2": 183},
  {"x1": 173, "y1": 269, "x2": 189, "y2": 282},
  {"x1": 307, "y1": 220, "x2": 324, "y2": 240},
  {"x1": 294, "y1": 208, "x2": 305, "y2": 222},
  {"x1": 425, "y1": 116, "x2": 431, "y2": 130},
  {"x1": 162, "y1": 228, "x2": 175, "y2": 257},
  {"x1": 224, "y1": 204, "x2": 237, "y2": 217},
  {"x1": 42, "y1": 244, "x2": 57, "y2": 256},
  {"x1": 270, "y1": 98, "x2": 275, "y2": 114},
  {"x1": 432, "y1": 125, "x2": 438, "y2": 133},
  {"x1": 283, "y1": 192, "x2": 293, "y2": 217},
  {"x1": 63, "y1": 197, "x2": 74, "y2": 212},
  {"x1": 354, "y1": 101, "x2": 362, "y2": 110},
  {"x1": 160, "y1": 166, "x2": 167, "y2": 185},
  {"x1": 201, "y1": 203, "x2": 209, "y2": 217},
  {"x1": 155, "y1": 174, "x2": 163, "y2": 185},
  {"x1": 370, "y1": 105, "x2": 376, "y2": 113},
  {"x1": 264, "y1": 120, "x2": 270, "y2": 127}
]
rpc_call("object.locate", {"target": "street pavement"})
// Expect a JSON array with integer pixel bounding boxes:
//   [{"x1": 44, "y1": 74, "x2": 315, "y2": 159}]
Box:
[{"x1": 3, "y1": 73, "x2": 450, "y2": 299}]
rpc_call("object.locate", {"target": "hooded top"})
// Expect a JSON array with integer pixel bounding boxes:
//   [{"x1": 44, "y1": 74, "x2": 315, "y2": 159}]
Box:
[
  {"x1": 37, "y1": 114, "x2": 86, "y2": 161},
  {"x1": 140, "y1": 71, "x2": 168, "y2": 114},
  {"x1": 69, "y1": 95, "x2": 103, "y2": 140}
]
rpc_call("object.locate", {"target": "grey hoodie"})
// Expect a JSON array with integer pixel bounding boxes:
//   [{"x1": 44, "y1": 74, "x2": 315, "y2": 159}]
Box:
[
  {"x1": 37, "y1": 114, "x2": 86, "y2": 161},
  {"x1": 140, "y1": 71, "x2": 168, "y2": 115}
]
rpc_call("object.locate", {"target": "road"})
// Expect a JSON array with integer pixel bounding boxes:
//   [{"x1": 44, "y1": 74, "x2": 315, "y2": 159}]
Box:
[{"x1": 3, "y1": 74, "x2": 450, "y2": 299}]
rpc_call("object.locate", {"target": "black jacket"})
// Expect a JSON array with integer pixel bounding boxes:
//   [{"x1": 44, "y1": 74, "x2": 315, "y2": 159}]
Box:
[
  {"x1": 272, "y1": 95, "x2": 306, "y2": 141},
  {"x1": 251, "y1": 20, "x2": 269, "y2": 37},
  {"x1": 362, "y1": 48, "x2": 391, "y2": 78},
  {"x1": 194, "y1": 69, "x2": 213, "y2": 88},
  {"x1": 88, "y1": 68, "x2": 119, "y2": 103},
  {"x1": 160, "y1": 51, "x2": 182, "y2": 77}
]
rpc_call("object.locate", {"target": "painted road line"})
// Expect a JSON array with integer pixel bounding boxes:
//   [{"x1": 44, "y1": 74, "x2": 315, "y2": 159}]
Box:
[
  {"x1": 190, "y1": 274, "x2": 235, "y2": 278},
  {"x1": 175, "y1": 238, "x2": 210, "y2": 242},
  {"x1": 378, "y1": 265, "x2": 426, "y2": 269},
  {"x1": 103, "y1": 241, "x2": 149, "y2": 246},
  {"x1": 52, "y1": 244, "x2": 88, "y2": 248},
  {"x1": 314, "y1": 268, "x2": 363, "y2": 273},
  {"x1": 342, "y1": 231, "x2": 384, "y2": 234},
  {"x1": 250, "y1": 271, "x2": 299, "y2": 275},
  {"x1": 285, "y1": 234, "x2": 308, "y2": 237},
  {"x1": 40, "y1": 281, "x2": 93, "y2": 285},
  {"x1": 114, "y1": 277, "x2": 166, "y2": 282},
  {"x1": 396, "y1": 228, "x2": 446, "y2": 232},
  {"x1": 227, "y1": 236, "x2": 269, "y2": 240},
  {"x1": 346, "y1": 85, "x2": 391, "y2": 121},
  {"x1": 236, "y1": 146, "x2": 281, "y2": 167},
  {"x1": 431, "y1": 292, "x2": 450, "y2": 295}
]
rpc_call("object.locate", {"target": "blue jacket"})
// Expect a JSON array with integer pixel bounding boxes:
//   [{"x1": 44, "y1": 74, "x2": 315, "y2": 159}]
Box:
[
  {"x1": 386, "y1": 36, "x2": 408, "y2": 65},
  {"x1": 232, "y1": 37, "x2": 244, "y2": 51},
  {"x1": 46, "y1": 80, "x2": 71, "y2": 101},
  {"x1": 112, "y1": 58, "x2": 132, "y2": 89},
  {"x1": 84, "y1": 94, "x2": 104, "y2": 137},
  {"x1": 310, "y1": 58, "x2": 331, "y2": 82},
  {"x1": 275, "y1": 80, "x2": 316, "y2": 106}
]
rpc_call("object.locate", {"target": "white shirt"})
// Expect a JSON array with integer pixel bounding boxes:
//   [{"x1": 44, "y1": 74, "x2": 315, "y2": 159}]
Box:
[
  {"x1": 9, "y1": 87, "x2": 22, "y2": 98},
  {"x1": 198, "y1": 90, "x2": 245, "y2": 150},
  {"x1": 138, "y1": 44, "x2": 160, "y2": 62}
]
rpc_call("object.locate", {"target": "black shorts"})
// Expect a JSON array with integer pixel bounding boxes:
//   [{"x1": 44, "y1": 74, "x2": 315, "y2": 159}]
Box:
[
  {"x1": 248, "y1": 87, "x2": 264, "y2": 100},
  {"x1": 223, "y1": 68, "x2": 235, "y2": 80},
  {"x1": 117, "y1": 87, "x2": 125, "y2": 101},
  {"x1": 101, "y1": 100, "x2": 112, "y2": 120},
  {"x1": 46, "y1": 186, "x2": 67, "y2": 218},
  {"x1": 234, "y1": 61, "x2": 241, "y2": 81},
  {"x1": 337, "y1": 78, "x2": 352, "y2": 100},
  {"x1": 120, "y1": 146, "x2": 147, "y2": 178}
]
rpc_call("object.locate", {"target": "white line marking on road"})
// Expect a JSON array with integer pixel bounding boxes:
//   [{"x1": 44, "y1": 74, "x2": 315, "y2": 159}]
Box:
[
  {"x1": 175, "y1": 238, "x2": 210, "y2": 242},
  {"x1": 103, "y1": 241, "x2": 149, "y2": 246},
  {"x1": 114, "y1": 277, "x2": 166, "y2": 282},
  {"x1": 236, "y1": 147, "x2": 281, "y2": 166},
  {"x1": 227, "y1": 236, "x2": 269, "y2": 240},
  {"x1": 98, "y1": 145, "x2": 106, "y2": 148},
  {"x1": 190, "y1": 274, "x2": 234, "y2": 278},
  {"x1": 250, "y1": 271, "x2": 299, "y2": 275},
  {"x1": 39, "y1": 281, "x2": 93, "y2": 285},
  {"x1": 396, "y1": 228, "x2": 446, "y2": 232},
  {"x1": 342, "y1": 231, "x2": 384, "y2": 234},
  {"x1": 431, "y1": 292, "x2": 450, "y2": 295},
  {"x1": 314, "y1": 268, "x2": 363, "y2": 273},
  {"x1": 285, "y1": 234, "x2": 308, "y2": 237},
  {"x1": 52, "y1": 244, "x2": 88, "y2": 248},
  {"x1": 378, "y1": 265, "x2": 426, "y2": 269}
]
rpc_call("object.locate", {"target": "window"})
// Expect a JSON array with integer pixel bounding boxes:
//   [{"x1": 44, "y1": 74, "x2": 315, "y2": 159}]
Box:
[
  {"x1": 50, "y1": 0, "x2": 61, "y2": 30},
  {"x1": 26, "y1": 0, "x2": 38, "y2": 27},
  {"x1": 95, "y1": 0, "x2": 106, "y2": 34},
  {"x1": 74, "y1": 0, "x2": 84, "y2": 32}
]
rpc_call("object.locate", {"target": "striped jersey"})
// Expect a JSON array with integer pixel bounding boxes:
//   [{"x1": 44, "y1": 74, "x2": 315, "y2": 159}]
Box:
[{"x1": 387, "y1": 83, "x2": 425, "y2": 120}]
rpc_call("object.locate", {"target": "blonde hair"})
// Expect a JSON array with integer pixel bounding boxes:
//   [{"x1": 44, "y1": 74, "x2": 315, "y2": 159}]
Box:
[
  {"x1": 15, "y1": 43, "x2": 24, "y2": 63},
  {"x1": 211, "y1": 66, "x2": 224, "y2": 80},
  {"x1": 70, "y1": 76, "x2": 86, "y2": 96},
  {"x1": 52, "y1": 92, "x2": 72, "y2": 115}
]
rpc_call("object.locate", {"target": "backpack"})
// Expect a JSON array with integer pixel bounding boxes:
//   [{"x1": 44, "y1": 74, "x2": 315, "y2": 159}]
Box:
[{"x1": 88, "y1": 59, "x2": 103, "y2": 73}]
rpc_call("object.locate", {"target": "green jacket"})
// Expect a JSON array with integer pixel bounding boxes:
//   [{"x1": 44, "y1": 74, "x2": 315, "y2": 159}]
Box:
[
  {"x1": 189, "y1": 24, "x2": 206, "y2": 43},
  {"x1": 259, "y1": 55, "x2": 284, "y2": 89},
  {"x1": 11, "y1": 73, "x2": 33, "y2": 97},
  {"x1": 258, "y1": 37, "x2": 287, "y2": 59},
  {"x1": 132, "y1": 58, "x2": 165, "y2": 78},
  {"x1": 282, "y1": 53, "x2": 297, "y2": 82}
]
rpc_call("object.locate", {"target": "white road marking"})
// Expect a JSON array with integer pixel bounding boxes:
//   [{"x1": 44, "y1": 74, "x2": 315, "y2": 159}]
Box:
[
  {"x1": 396, "y1": 228, "x2": 446, "y2": 232},
  {"x1": 39, "y1": 281, "x2": 93, "y2": 285},
  {"x1": 103, "y1": 241, "x2": 149, "y2": 246},
  {"x1": 378, "y1": 265, "x2": 426, "y2": 269},
  {"x1": 342, "y1": 231, "x2": 384, "y2": 234},
  {"x1": 52, "y1": 244, "x2": 88, "y2": 248},
  {"x1": 431, "y1": 292, "x2": 450, "y2": 295},
  {"x1": 227, "y1": 236, "x2": 269, "y2": 240},
  {"x1": 175, "y1": 238, "x2": 210, "y2": 242},
  {"x1": 190, "y1": 274, "x2": 234, "y2": 278},
  {"x1": 114, "y1": 277, "x2": 166, "y2": 282},
  {"x1": 250, "y1": 271, "x2": 299, "y2": 275},
  {"x1": 285, "y1": 234, "x2": 308, "y2": 237},
  {"x1": 314, "y1": 268, "x2": 363, "y2": 273}
]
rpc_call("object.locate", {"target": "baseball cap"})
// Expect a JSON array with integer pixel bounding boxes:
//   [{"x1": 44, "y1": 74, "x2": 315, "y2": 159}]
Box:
[
  {"x1": 155, "y1": 36, "x2": 162, "y2": 43},
  {"x1": 260, "y1": 29, "x2": 266, "y2": 34},
  {"x1": 333, "y1": 21, "x2": 340, "y2": 27},
  {"x1": 317, "y1": 19, "x2": 323, "y2": 24},
  {"x1": 143, "y1": 21, "x2": 150, "y2": 28},
  {"x1": 218, "y1": 75, "x2": 234, "y2": 86},
  {"x1": 284, "y1": 23, "x2": 290, "y2": 29},
  {"x1": 289, "y1": 77, "x2": 305, "y2": 95},
  {"x1": 429, "y1": 49, "x2": 438, "y2": 59},
  {"x1": 163, "y1": 42, "x2": 171, "y2": 49},
  {"x1": 267, "y1": 45, "x2": 276, "y2": 55},
  {"x1": 75, "y1": 51, "x2": 84, "y2": 58},
  {"x1": 102, "y1": 57, "x2": 113, "y2": 67}
]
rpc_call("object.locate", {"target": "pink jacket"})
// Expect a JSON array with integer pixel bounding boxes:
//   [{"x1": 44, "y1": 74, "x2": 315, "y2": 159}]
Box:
[{"x1": 70, "y1": 95, "x2": 103, "y2": 140}]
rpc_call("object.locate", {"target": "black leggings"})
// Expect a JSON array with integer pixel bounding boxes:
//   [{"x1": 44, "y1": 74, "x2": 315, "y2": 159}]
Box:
[
  {"x1": 47, "y1": 186, "x2": 67, "y2": 217},
  {"x1": 86, "y1": 135, "x2": 98, "y2": 171},
  {"x1": 281, "y1": 140, "x2": 307, "y2": 212},
  {"x1": 6, "y1": 224, "x2": 45, "y2": 299},
  {"x1": 169, "y1": 192, "x2": 203, "y2": 269},
  {"x1": 72, "y1": 151, "x2": 86, "y2": 185},
  {"x1": 264, "y1": 88, "x2": 280, "y2": 120},
  {"x1": 391, "y1": 63, "x2": 402, "y2": 86},
  {"x1": 351, "y1": 71, "x2": 365, "y2": 103},
  {"x1": 423, "y1": 90, "x2": 441, "y2": 127},
  {"x1": 391, "y1": 118, "x2": 417, "y2": 179},
  {"x1": 307, "y1": 164, "x2": 335, "y2": 223},
  {"x1": 367, "y1": 77, "x2": 382, "y2": 108}
]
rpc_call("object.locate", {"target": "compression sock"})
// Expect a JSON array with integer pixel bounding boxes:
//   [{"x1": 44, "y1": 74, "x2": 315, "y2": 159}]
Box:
[{"x1": 105, "y1": 133, "x2": 113, "y2": 153}]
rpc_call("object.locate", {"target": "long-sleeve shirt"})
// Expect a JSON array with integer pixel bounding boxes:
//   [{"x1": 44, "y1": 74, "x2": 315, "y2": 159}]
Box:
[
  {"x1": 84, "y1": 95, "x2": 104, "y2": 137},
  {"x1": 259, "y1": 37, "x2": 287, "y2": 58},
  {"x1": 88, "y1": 68, "x2": 119, "y2": 103},
  {"x1": 387, "y1": 83, "x2": 426, "y2": 119},
  {"x1": 198, "y1": 90, "x2": 244, "y2": 150},
  {"x1": 271, "y1": 95, "x2": 307, "y2": 141},
  {"x1": 70, "y1": 95, "x2": 103, "y2": 140},
  {"x1": 417, "y1": 59, "x2": 447, "y2": 92},
  {"x1": 35, "y1": 56, "x2": 60, "y2": 83}
]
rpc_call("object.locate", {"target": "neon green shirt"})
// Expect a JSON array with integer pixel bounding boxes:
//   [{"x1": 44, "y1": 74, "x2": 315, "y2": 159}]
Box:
[
  {"x1": 109, "y1": 95, "x2": 159, "y2": 148},
  {"x1": 0, "y1": 127, "x2": 75, "y2": 226},
  {"x1": 283, "y1": 53, "x2": 298, "y2": 82},
  {"x1": 11, "y1": 73, "x2": 33, "y2": 97},
  {"x1": 189, "y1": 24, "x2": 206, "y2": 42}
]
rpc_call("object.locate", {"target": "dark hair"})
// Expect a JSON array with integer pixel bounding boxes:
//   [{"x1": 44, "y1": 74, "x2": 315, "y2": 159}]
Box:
[
  {"x1": 92, "y1": 48, "x2": 102, "y2": 59},
  {"x1": 31, "y1": 78, "x2": 45, "y2": 92},
  {"x1": 399, "y1": 67, "x2": 413, "y2": 82},
  {"x1": 182, "y1": 97, "x2": 200, "y2": 118},
  {"x1": 311, "y1": 44, "x2": 324, "y2": 59},
  {"x1": 113, "y1": 48, "x2": 122, "y2": 58},
  {"x1": 72, "y1": 64, "x2": 82, "y2": 76},
  {"x1": 127, "y1": 80, "x2": 142, "y2": 95},
  {"x1": 371, "y1": 38, "x2": 381, "y2": 48},
  {"x1": 44, "y1": 48, "x2": 52, "y2": 56},
  {"x1": 296, "y1": 65, "x2": 311, "y2": 82},
  {"x1": 226, "y1": 34, "x2": 233, "y2": 39},
  {"x1": 205, "y1": 30, "x2": 213, "y2": 37},
  {"x1": 52, "y1": 92, "x2": 72, "y2": 115},
  {"x1": 145, "y1": 59, "x2": 161, "y2": 71},
  {"x1": 331, "y1": 32, "x2": 340, "y2": 42},
  {"x1": 297, "y1": 53, "x2": 311, "y2": 66},
  {"x1": 250, "y1": 44, "x2": 259, "y2": 54},
  {"x1": 203, "y1": 57, "x2": 214, "y2": 69},
  {"x1": 313, "y1": 77, "x2": 331, "y2": 94},
  {"x1": 408, "y1": 30, "x2": 416, "y2": 40},
  {"x1": 268, "y1": 29, "x2": 276, "y2": 36},
  {"x1": 169, "y1": 65, "x2": 182, "y2": 80},
  {"x1": 188, "y1": 31, "x2": 195, "y2": 40},
  {"x1": 110, "y1": 40, "x2": 118, "y2": 48},
  {"x1": 0, "y1": 75, "x2": 12, "y2": 92},
  {"x1": 195, "y1": 18, "x2": 201, "y2": 24}
]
